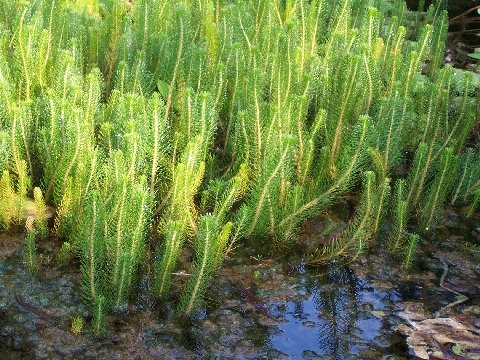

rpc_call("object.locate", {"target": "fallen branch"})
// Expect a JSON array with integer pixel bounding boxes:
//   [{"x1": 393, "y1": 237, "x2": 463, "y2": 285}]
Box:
[{"x1": 434, "y1": 257, "x2": 469, "y2": 318}]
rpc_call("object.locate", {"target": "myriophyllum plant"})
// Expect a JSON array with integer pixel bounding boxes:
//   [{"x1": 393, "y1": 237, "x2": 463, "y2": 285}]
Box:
[
  {"x1": 468, "y1": 188, "x2": 480, "y2": 217},
  {"x1": 0, "y1": 170, "x2": 14, "y2": 228},
  {"x1": 24, "y1": 217, "x2": 38, "y2": 273},
  {"x1": 0, "y1": 0, "x2": 477, "y2": 332},
  {"x1": 389, "y1": 179, "x2": 408, "y2": 252}
]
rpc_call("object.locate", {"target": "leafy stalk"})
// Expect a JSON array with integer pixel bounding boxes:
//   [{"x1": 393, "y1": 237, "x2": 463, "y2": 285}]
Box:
[
  {"x1": 403, "y1": 233, "x2": 420, "y2": 270},
  {"x1": 389, "y1": 179, "x2": 408, "y2": 252}
]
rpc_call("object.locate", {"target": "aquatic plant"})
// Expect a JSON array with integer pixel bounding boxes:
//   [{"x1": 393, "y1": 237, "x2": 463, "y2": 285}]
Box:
[
  {"x1": 403, "y1": 233, "x2": 420, "y2": 270},
  {"x1": 467, "y1": 187, "x2": 480, "y2": 218},
  {"x1": 389, "y1": 179, "x2": 409, "y2": 252},
  {"x1": 0, "y1": 170, "x2": 14, "y2": 228},
  {"x1": 93, "y1": 295, "x2": 107, "y2": 336},
  {"x1": 419, "y1": 148, "x2": 458, "y2": 230},
  {"x1": 154, "y1": 91, "x2": 215, "y2": 299},
  {"x1": 33, "y1": 187, "x2": 48, "y2": 239},
  {"x1": 106, "y1": 176, "x2": 152, "y2": 310},
  {"x1": 24, "y1": 217, "x2": 38, "y2": 273},
  {"x1": 71, "y1": 316, "x2": 84, "y2": 335},
  {"x1": 450, "y1": 148, "x2": 480, "y2": 209},
  {"x1": 58, "y1": 241, "x2": 72, "y2": 266},
  {"x1": 371, "y1": 176, "x2": 391, "y2": 237},
  {"x1": 309, "y1": 171, "x2": 378, "y2": 264},
  {"x1": 76, "y1": 192, "x2": 105, "y2": 305},
  {"x1": 179, "y1": 214, "x2": 230, "y2": 315},
  {"x1": 0, "y1": 0, "x2": 477, "y2": 329}
]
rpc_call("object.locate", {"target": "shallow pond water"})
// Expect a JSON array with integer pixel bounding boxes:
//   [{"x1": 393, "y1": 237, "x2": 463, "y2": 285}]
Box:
[
  {"x1": 265, "y1": 265, "x2": 405, "y2": 358},
  {"x1": 0, "y1": 207, "x2": 479, "y2": 359},
  {"x1": 0, "y1": 237, "x2": 407, "y2": 359}
]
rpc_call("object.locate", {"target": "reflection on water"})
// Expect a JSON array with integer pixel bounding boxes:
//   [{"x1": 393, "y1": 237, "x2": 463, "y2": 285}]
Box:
[
  {"x1": 0, "y1": 237, "x2": 411, "y2": 359},
  {"x1": 268, "y1": 262, "x2": 402, "y2": 358},
  {"x1": 1, "y1": 208, "x2": 478, "y2": 359}
]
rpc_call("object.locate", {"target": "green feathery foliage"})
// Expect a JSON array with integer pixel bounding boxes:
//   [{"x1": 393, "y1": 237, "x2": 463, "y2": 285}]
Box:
[
  {"x1": 177, "y1": 162, "x2": 245, "y2": 314},
  {"x1": 389, "y1": 179, "x2": 409, "y2": 252},
  {"x1": 58, "y1": 241, "x2": 72, "y2": 267},
  {"x1": 92, "y1": 294, "x2": 107, "y2": 336},
  {"x1": 275, "y1": 115, "x2": 373, "y2": 244},
  {"x1": 0, "y1": 0, "x2": 477, "y2": 327},
  {"x1": 106, "y1": 175, "x2": 152, "y2": 310},
  {"x1": 179, "y1": 215, "x2": 232, "y2": 315},
  {"x1": 24, "y1": 221, "x2": 38, "y2": 273},
  {"x1": 405, "y1": 143, "x2": 429, "y2": 212},
  {"x1": 467, "y1": 187, "x2": 480, "y2": 218},
  {"x1": 154, "y1": 91, "x2": 216, "y2": 299},
  {"x1": 0, "y1": 170, "x2": 14, "y2": 228},
  {"x1": 53, "y1": 149, "x2": 100, "y2": 239},
  {"x1": 0, "y1": 162, "x2": 31, "y2": 229},
  {"x1": 38, "y1": 65, "x2": 101, "y2": 205},
  {"x1": 451, "y1": 148, "x2": 480, "y2": 206},
  {"x1": 372, "y1": 176, "x2": 391, "y2": 237},
  {"x1": 154, "y1": 220, "x2": 188, "y2": 299},
  {"x1": 14, "y1": 160, "x2": 30, "y2": 222},
  {"x1": 309, "y1": 171, "x2": 377, "y2": 264},
  {"x1": 403, "y1": 233, "x2": 420, "y2": 270},
  {"x1": 33, "y1": 187, "x2": 48, "y2": 238},
  {"x1": 428, "y1": 11, "x2": 448, "y2": 77},
  {"x1": 0, "y1": 132, "x2": 9, "y2": 173},
  {"x1": 76, "y1": 191, "x2": 105, "y2": 304},
  {"x1": 419, "y1": 148, "x2": 458, "y2": 231}
]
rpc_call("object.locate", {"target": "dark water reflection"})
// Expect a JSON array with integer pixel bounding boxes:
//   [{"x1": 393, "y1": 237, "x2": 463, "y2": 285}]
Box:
[{"x1": 268, "y1": 263, "x2": 403, "y2": 358}]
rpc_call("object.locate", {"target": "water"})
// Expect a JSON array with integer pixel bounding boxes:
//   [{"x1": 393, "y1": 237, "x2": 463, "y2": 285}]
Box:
[
  {"x1": 267, "y1": 264, "x2": 404, "y2": 359},
  {"x1": 0, "y1": 240, "x2": 409, "y2": 359},
  {"x1": 1, "y1": 207, "x2": 478, "y2": 359}
]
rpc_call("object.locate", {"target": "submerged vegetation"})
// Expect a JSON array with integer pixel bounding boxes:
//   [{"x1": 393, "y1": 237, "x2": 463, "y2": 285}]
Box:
[{"x1": 0, "y1": 0, "x2": 478, "y2": 333}]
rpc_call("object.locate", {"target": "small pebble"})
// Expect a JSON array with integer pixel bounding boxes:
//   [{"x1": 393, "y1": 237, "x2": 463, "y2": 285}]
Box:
[
  {"x1": 302, "y1": 320, "x2": 316, "y2": 328},
  {"x1": 302, "y1": 350, "x2": 322, "y2": 359}
]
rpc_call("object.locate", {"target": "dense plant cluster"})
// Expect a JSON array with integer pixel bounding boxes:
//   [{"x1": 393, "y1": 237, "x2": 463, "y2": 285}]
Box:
[{"x1": 0, "y1": 0, "x2": 478, "y2": 333}]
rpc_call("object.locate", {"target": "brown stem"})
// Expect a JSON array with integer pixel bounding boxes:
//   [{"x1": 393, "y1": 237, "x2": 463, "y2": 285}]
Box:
[{"x1": 449, "y1": 5, "x2": 480, "y2": 23}]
